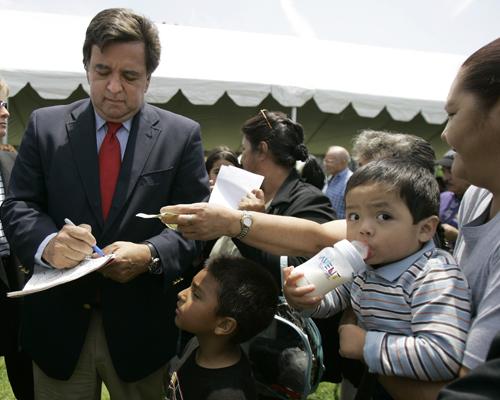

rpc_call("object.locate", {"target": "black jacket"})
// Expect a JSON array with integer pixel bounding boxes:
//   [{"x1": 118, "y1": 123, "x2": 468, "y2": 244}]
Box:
[{"x1": 234, "y1": 169, "x2": 336, "y2": 284}]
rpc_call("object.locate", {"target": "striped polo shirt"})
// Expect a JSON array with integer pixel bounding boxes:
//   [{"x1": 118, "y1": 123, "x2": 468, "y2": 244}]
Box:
[{"x1": 311, "y1": 240, "x2": 471, "y2": 381}]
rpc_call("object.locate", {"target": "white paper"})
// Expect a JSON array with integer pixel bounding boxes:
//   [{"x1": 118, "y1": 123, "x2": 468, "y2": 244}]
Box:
[
  {"x1": 209, "y1": 165, "x2": 264, "y2": 209},
  {"x1": 7, "y1": 254, "x2": 115, "y2": 298}
]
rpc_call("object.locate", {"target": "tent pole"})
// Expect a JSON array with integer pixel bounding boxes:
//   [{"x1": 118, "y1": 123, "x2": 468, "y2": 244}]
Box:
[{"x1": 291, "y1": 107, "x2": 297, "y2": 122}]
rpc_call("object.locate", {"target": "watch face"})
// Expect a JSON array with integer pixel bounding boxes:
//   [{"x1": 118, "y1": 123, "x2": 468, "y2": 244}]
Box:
[{"x1": 242, "y1": 216, "x2": 252, "y2": 227}]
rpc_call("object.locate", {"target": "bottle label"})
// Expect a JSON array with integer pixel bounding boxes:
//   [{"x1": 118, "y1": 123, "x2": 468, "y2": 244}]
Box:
[{"x1": 318, "y1": 254, "x2": 342, "y2": 281}]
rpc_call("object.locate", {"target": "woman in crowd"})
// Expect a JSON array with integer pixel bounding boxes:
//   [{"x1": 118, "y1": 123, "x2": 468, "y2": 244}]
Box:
[
  {"x1": 205, "y1": 145, "x2": 240, "y2": 192},
  {"x1": 434, "y1": 37, "x2": 500, "y2": 398},
  {"x1": 208, "y1": 109, "x2": 335, "y2": 284}
]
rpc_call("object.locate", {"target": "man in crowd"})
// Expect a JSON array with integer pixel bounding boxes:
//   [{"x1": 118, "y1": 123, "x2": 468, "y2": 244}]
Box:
[
  {"x1": 322, "y1": 145, "x2": 352, "y2": 219},
  {"x1": 1, "y1": 8, "x2": 209, "y2": 399}
]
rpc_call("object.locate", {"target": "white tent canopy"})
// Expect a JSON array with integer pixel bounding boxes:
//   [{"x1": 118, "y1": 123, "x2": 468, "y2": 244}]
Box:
[{"x1": 2, "y1": 9, "x2": 465, "y2": 126}]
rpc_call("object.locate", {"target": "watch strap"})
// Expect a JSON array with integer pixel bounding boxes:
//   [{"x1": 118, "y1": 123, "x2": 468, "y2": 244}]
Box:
[
  {"x1": 235, "y1": 211, "x2": 252, "y2": 240},
  {"x1": 143, "y1": 242, "x2": 162, "y2": 274}
]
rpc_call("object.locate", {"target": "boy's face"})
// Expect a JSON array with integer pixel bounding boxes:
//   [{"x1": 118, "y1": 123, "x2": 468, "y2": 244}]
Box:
[
  {"x1": 175, "y1": 268, "x2": 220, "y2": 335},
  {"x1": 345, "y1": 183, "x2": 433, "y2": 266}
]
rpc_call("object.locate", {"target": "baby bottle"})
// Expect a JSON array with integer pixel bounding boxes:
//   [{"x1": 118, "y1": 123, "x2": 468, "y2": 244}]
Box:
[{"x1": 294, "y1": 240, "x2": 368, "y2": 297}]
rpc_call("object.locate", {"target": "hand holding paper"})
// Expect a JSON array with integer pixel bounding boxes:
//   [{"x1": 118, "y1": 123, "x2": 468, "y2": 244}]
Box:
[
  {"x1": 209, "y1": 165, "x2": 264, "y2": 209},
  {"x1": 156, "y1": 166, "x2": 264, "y2": 241}
]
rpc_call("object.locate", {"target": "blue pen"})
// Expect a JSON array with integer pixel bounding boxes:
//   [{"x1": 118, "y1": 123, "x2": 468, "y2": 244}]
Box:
[{"x1": 64, "y1": 218, "x2": 105, "y2": 257}]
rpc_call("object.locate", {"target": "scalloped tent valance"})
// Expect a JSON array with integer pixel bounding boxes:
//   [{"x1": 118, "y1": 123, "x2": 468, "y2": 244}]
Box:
[{"x1": 1, "y1": 9, "x2": 465, "y2": 125}]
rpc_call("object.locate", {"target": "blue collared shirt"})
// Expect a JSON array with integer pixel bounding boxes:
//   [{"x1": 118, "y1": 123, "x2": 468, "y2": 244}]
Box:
[
  {"x1": 323, "y1": 167, "x2": 352, "y2": 219},
  {"x1": 95, "y1": 113, "x2": 132, "y2": 160}
]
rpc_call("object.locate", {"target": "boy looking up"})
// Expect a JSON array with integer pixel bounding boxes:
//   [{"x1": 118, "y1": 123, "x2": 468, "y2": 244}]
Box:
[
  {"x1": 166, "y1": 256, "x2": 279, "y2": 400},
  {"x1": 284, "y1": 160, "x2": 471, "y2": 381}
]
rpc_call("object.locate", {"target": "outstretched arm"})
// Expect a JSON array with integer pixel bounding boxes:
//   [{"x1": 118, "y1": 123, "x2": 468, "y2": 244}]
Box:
[{"x1": 161, "y1": 203, "x2": 346, "y2": 257}]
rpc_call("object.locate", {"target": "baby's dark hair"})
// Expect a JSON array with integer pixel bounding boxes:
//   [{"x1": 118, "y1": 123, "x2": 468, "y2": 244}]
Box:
[
  {"x1": 206, "y1": 256, "x2": 279, "y2": 343},
  {"x1": 345, "y1": 159, "x2": 439, "y2": 224}
]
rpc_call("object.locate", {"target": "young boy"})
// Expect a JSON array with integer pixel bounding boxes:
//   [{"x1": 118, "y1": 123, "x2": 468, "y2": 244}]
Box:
[
  {"x1": 284, "y1": 160, "x2": 471, "y2": 382},
  {"x1": 166, "y1": 255, "x2": 279, "y2": 400}
]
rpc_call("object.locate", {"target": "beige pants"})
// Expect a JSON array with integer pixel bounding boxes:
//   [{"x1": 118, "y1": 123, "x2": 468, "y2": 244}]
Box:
[{"x1": 33, "y1": 310, "x2": 168, "y2": 400}]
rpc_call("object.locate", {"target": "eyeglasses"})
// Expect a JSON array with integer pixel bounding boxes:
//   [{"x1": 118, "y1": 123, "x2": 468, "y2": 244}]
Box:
[
  {"x1": 0, "y1": 100, "x2": 7, "y2": 110},
  {"x1": 260, "y1": 109, "x2": 273, "y2": 130}
]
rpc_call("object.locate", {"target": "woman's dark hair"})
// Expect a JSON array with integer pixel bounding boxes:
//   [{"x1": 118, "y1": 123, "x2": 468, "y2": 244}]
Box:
[
  {"x1": 205, "y1": 146, "x2": 240, "y2": 172},
  {"x1": 207, "y1": 256, "x2": 279, "y2": 344},
  {"x1": 83, "y1": 8, "x2": 161, "y2": 76},
  {"x1": 346, "y1": 159, "x2": 439, "y2": 224},
  {"x1": 461, "y1": 38, "x2": 500, "y2": 110},
  {"x1": 300, "y1": 155, "x2": 326, "y2": 190},
  {"x1": 242, "y1": 110, "x2": 308, "y2": 168}
]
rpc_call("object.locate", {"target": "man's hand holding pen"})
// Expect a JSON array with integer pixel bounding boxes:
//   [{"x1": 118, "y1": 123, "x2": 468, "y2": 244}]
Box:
[{"x1": 42, "y1": 222, "x2": 97, "y2": 269}]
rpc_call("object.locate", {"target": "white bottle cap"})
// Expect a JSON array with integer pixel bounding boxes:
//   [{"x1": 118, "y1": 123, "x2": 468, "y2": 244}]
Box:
[{"x1": 334, "y1": 240, "x2": 368, "y2": 274}]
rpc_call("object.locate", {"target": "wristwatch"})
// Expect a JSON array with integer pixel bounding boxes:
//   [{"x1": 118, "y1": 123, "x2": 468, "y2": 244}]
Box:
[
  {"x1": 143, "y1": 242, "x2": 162, "y2": 275},
  {"x1": 235, "y1": 211, "x2": 253, "y2": 240}
]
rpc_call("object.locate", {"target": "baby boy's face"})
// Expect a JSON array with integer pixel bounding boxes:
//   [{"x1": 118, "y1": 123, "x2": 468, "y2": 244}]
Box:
[
  {"x1": 345, "y1": 183, "x2": 424, "y2": 266},
  {"x1": 175, "y1": 268, "x2": 220, "y2": 335}
]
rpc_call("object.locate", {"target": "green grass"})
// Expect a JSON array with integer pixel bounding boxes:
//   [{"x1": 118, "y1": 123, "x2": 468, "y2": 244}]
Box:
[
  {"x1": 1, "y1": 357, "x2": 337, "y2": 399},
  {"x1": 0, "y1": 357, "x2": 110, "y2": 400},
  {"x1": 0, "y1": 358, "x2": 13, "y2": 400}
]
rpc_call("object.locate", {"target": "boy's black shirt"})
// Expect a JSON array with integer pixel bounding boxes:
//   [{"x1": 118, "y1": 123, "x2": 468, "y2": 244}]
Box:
[{"x1": 166, "y1": 345, "x2": 256, "y2": 400}]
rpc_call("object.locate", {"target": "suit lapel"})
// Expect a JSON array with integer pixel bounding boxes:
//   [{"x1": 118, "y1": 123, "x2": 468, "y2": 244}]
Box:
[
  {"x1": 67, "y1": 101, "x2": 104, "y2": 228},
  {"x1": 103, "y1": 105, "x2": 161, "y2": 231}
]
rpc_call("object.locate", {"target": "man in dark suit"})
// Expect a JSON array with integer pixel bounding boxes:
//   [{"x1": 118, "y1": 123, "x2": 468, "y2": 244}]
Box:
[
  {"x1": 1, "y1": 9, "x2": 209, "y2": 399},
  {"x1": 0, "y1": 78, "x2": 34, "y2": 400}
]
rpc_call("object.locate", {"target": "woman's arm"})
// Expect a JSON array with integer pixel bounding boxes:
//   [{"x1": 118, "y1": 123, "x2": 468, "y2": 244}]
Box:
[{"x1": 160, "y1": 203, "x2": 346, "y2": 257}]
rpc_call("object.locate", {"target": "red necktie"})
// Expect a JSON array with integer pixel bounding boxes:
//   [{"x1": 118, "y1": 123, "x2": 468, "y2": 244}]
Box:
[{"x1": 99, "y1": 122, "x2": 122, "y2": 220}]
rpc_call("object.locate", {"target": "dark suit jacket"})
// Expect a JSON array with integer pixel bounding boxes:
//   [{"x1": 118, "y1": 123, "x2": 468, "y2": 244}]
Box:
[
  {"x1": 0, "y1": 150, "x2": 16, "y2": 290},
  {"x1": 1, "y1": 99, "x2": 210, "y2": 381},
  {"x1": 0, "y1": 150, "x2": 27, "y2": 355}
]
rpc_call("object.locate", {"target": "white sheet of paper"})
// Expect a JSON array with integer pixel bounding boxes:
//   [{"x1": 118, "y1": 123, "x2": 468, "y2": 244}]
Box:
[
  {"x1": 208, "y1": 165, "x2": 264, "y2": 209},
  {"x1": 7, "y1": 254, "x2": 115, "y2": 298}
]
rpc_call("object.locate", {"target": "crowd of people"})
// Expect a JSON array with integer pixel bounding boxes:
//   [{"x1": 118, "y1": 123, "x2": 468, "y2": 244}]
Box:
[{"x1": 0, "y1": 6, "x2": 499, "y2": 400}]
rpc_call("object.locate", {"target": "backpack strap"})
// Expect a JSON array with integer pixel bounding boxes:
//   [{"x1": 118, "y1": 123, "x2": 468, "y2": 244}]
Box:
[{"x1": 168, "y1": 337, "x2": 199, "y2": 375}]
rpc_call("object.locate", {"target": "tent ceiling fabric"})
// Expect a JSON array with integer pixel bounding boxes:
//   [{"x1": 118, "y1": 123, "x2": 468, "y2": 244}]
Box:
[
  {"x1": 2, "y1": 9, "x2": 465, "y2": 125},
  {"x1": 5, "y1": 84, "x2": 449, "y2": 157}
]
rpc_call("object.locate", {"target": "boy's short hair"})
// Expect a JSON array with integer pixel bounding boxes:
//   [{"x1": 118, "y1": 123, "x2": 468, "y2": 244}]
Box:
[
  {"x1": 206, "y1": 256, "x2": 279, "y2": 343},
  {"x1": 345, "y1": 159, "x2": 439, "y2": 223}
]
